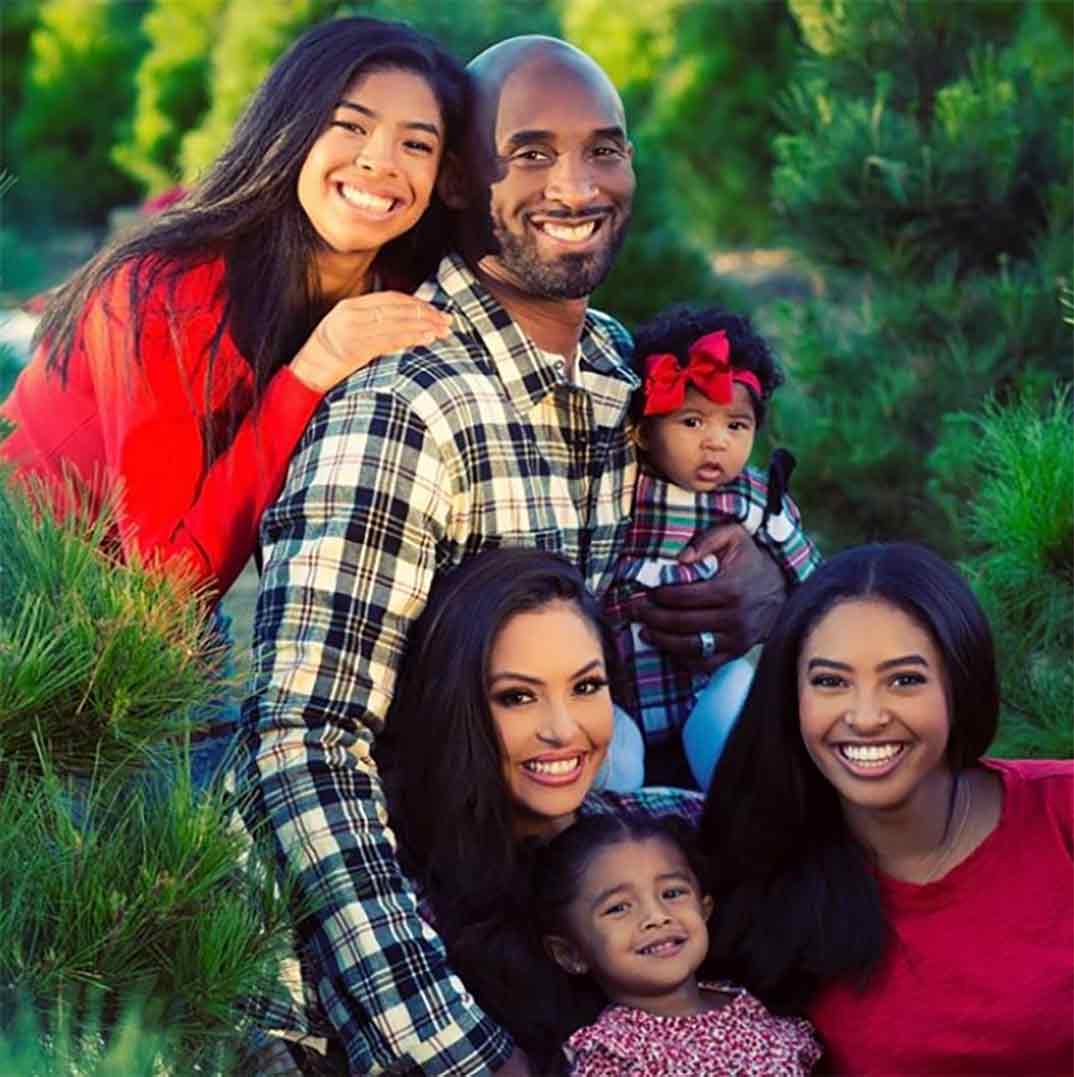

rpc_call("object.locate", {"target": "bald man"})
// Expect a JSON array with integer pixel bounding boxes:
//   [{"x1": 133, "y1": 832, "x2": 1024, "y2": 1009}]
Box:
[{"x1": 242, "y1": 37, "x2": 786, "y2": 1074}]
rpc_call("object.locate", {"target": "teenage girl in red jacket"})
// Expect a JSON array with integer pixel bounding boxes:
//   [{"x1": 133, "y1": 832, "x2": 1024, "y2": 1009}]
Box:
[{"x1": 1, "y1": 17, "x2": 463, "y2": 601}]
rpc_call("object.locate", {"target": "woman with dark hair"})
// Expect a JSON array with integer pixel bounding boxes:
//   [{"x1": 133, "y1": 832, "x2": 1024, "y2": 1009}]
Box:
[
  {"x1": 1, "y1": 16, "x2": 461, "y2": 600},
  {"x1": 699, "y1": 543, "x2": 1072, "y2": 1075},
  {"x1": 373, "y1": 546, "x2": 702, "y2": 1073}
]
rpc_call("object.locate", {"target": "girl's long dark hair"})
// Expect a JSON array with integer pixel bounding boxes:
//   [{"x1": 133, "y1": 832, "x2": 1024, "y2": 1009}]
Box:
[
  {"x1": 377, "y1": 547, "x2": 622, "y2": 1070},
  {"x1": 34, "y1": 16, "x2": 466, "y2": 455},
  {"x1": 699, "y1": 543, "x2": 999, "y2": 1013}
]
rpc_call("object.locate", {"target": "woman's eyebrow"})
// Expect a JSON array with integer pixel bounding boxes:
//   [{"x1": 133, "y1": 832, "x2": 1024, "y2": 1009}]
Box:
[
  {"x1": 488, "y1": 658, "x2": 604, "y2": 686},
  {"x1": 488, "y1": 670, "x2": 543, "y2": 686},
  {"x1": 806, "y1": 657, "x2": 852, "y2": 672},
  {"x1": 335, "y1": 99, "x2": 441, "y2": 138},
  {"x1": 876, "y1": 654, "x2": 928, "y2": 672},
  {"x1": 806, "y1": 654, "x2": 928, "y2": 672}
]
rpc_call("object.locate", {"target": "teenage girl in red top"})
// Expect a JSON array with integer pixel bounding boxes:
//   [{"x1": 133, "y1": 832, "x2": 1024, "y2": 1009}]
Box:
[
  {"x1": 1, "y1": 17, "x2": 463, "y2": 601},
  {"x1": 700, "y1": 543, "x2": 1072, "y2": 1075}
]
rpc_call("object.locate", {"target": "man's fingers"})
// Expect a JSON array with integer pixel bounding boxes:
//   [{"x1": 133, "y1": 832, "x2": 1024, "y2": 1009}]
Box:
[
  {"x1": 678, "y1": 521, "x2": 749, "y2": 564},
  {"x1": 640, "y1": 624, "x2": 733, "y2": 672},
  {"x1": 635, "y1": 598, "x2": 743, "y2": 636}
]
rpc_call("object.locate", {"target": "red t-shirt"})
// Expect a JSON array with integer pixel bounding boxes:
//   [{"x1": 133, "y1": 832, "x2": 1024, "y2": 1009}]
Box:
[
  {"x1": 809, "y1": 758, "x2": 1073, "y2": 1076},
  {"x1": 0, "y1": 257, "x2": 323, "y2": 597}
]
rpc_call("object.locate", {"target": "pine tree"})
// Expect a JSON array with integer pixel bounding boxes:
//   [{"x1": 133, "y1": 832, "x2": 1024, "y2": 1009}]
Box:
[
  {"x1": 0, "y1": 471, "x2": 294, "y2": 1071},
  {"x1": 112, "y1": 0, "x2": 229, "y2": 195},
  {"x1": 11, "y1": 0, "x2": 149, "y2": 224},
  {"x1": 766, "y1": 0, "x2": 1072, "y2": 556},
  {"x1": 957, "y1": 388, "x2": 1073, "y2": 758}
]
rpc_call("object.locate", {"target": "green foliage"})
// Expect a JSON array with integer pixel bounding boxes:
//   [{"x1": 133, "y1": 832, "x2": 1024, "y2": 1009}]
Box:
[
  {"x1": 178, "y1": 0, "x2": 337, "y2": 181},
  {"x1": 0, "y1": 763, "x2": 292, "y2": 1070},
  {"x1": 356, "y1": 0, "x2": 559, "y2": 66},
  {"x1": 772, "y1": 40, "x2": 1069, "y2": 274},
  {"x1": 0, "y1": 995, "x2": 202, "y2": 1076},
  {"x1": 565, "y1": 0, "x2": 798, "y2": 248},
  {"x1": 178, "y1": 0, "x2": 561, "y2": 180},
  {"x1": 10, "y1": 0, "x2": 149, "y2": 225},
  {"x1": 768, "y1": 0, "x2": 1073, "y2": 555},
  {"x1": 112, "y1": 0, "x2": 229, "y2": 195},
  {"x1": 0, "y1": 475, "x2": 224, "y2": 776},
  {"x1": 592, "y1": 130, "x2": 743, "y2": 327},
  {"x1": 954, "y1": 391, "x2": 1073, "y2": 758},
  {"x1": 0, "y1": 469, "x2": 298, "y2": 1066},
  {"x1": 0, "y1": 347, "x2": 20, "y2": 403},
  {"x1": 0, "y1": 0, "x2": 40, "y2": 161}
]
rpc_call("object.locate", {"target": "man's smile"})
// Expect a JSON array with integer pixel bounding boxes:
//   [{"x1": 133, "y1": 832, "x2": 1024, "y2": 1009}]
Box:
[{"x1": 524, "y1": 208, "x2": 615, "y2": 252}]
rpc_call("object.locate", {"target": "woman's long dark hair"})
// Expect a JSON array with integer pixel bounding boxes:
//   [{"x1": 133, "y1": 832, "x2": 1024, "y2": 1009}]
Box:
[
  {"x1": 34, "y1": 16, "x2": 467, "y2": 452},
  {"x1": 699, "y1": 543, "x2": 999, "y2": 1013},
  {"x1": 377, "y1": 547, "x2": 622, "y2": 1069}
]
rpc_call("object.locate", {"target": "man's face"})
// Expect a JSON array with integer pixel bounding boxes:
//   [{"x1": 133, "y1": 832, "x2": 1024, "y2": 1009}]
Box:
[{"x1": 483, "y1": 60, "x2": 635, "y2": 299}]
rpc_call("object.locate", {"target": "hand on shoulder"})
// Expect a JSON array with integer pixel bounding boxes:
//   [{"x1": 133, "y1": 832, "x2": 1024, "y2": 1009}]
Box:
[{"x1": 290, "y1": 291, "x2": 452, "y2": 393}]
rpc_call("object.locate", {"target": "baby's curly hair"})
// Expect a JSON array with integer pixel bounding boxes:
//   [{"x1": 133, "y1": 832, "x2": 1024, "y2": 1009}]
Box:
[{"x1": 631, "y1": 305, "x2": 784, "y2": 427}]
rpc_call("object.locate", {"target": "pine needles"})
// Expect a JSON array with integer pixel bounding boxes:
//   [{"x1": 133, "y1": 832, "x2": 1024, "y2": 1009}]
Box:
[
  {"x1": 0, "y1": 474, "x2": 225, "y2": 775},
  {"x1": 0, "y1": 468, "x2": 298, "y2": 1071},
  {"x1": 959, "y1": 388, "x2": 1073, "y2": 758}
]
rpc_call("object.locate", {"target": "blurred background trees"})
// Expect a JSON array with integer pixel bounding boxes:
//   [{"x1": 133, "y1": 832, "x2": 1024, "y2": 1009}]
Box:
[
  {"x1": 1, "y1": 0, "x2": 1070, "y2": 756},
  {"x1": 766, "y1": 0, "x2": 1072, "y2": 555}
]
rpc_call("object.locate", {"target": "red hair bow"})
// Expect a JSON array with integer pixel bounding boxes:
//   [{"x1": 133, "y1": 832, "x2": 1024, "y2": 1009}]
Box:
[{"x1": 642, "y1": 330, "x2": 760, "y2": 417}]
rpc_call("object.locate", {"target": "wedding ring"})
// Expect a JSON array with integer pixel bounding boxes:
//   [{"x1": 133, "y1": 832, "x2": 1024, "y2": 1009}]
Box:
[{"x1": 698, "y1": 631, "x2": 717, "y2": 659}]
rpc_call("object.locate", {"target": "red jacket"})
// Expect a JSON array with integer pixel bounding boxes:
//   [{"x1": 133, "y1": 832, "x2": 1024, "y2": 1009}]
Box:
[{"x1": 1, "y1": 257, "x2": 323, "y2": 597}]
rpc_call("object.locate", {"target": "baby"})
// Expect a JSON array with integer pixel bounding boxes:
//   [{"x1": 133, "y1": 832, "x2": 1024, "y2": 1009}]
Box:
[
  {"x1": 535, "y1": 813, "x2": 821, "y2": 1075},
  {"x1": 604, "y1": 306, "x2": 820, "y2": 787}
]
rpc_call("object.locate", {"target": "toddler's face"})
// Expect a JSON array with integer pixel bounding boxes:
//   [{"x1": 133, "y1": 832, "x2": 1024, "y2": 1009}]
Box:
[
  {"x1": 548, "y1": 836, "x2": 713, "y2": 1009},
  {"x1": 639, "y1": 383, "x2": 755, "y2": 492}
]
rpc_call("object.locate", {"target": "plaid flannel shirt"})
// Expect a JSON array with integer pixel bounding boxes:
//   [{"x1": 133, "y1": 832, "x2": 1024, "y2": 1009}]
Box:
[
  {"x1": 603, "y1": 467, "x2": 821, "y2": 742},
  {"x1": 240, "y1": 254, "x2": 638, "y2": 1074}
]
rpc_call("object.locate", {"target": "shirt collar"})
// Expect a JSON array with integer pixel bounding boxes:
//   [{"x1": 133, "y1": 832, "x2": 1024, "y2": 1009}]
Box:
[{"x1": 423, "y1": 253, "x2": 636, "y2": 415}]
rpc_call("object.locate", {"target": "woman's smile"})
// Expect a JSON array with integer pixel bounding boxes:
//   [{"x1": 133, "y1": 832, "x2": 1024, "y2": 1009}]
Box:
[
  {"x1": 799, "y1": 598, "x2": 952, "y2": 816},
  {"x1": 521, "y1": 750, "x2": 590, "y2": 784},
  {"x1": 488, "y1": 599, "x2": 613, "y2": 838}
]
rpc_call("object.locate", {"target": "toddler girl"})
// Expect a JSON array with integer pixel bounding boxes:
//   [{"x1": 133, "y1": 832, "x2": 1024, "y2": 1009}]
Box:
[
  {"x1": 603, "y1": 306, "x2": 820, "y2": 787},
  {"x1": 535, "y1": 813, "x2": 821, "y2": 1075}
]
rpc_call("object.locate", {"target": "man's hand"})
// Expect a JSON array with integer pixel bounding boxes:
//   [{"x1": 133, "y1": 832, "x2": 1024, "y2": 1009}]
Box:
[{"x1": 633, "y1": 522, "x2": 787, "y2": 672}]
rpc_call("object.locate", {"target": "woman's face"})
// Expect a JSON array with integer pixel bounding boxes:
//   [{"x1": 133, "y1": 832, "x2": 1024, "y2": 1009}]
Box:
[
  {"x1": 798, "y1": 598, "x2": 952, "y2": 817},
  {"x1": 487, "y1": 599, "x2": 614, "y2": 839},
  {"x1": 297, "y1": 66, "x2": 444, "y2": 292}
]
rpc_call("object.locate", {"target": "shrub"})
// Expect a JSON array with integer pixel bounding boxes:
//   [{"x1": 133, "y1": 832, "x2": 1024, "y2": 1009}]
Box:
[{"x1": 958, "y1": 389, "x2": 1073, "y2": 759}]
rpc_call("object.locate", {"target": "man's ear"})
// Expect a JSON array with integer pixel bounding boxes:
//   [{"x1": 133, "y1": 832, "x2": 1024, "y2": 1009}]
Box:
[
  {"x1": 543, "y1": 934, "x2": 589, "y2": 976},
  {"x1": 701, "y1": 894, "x2": 715, "y2": 922},
  {"x1": 436, "y1": 151, "x2": 469, "y2": 210}
]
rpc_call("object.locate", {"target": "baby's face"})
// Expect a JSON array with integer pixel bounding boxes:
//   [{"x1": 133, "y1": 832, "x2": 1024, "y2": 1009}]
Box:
[
  {"x1": 639, "y1": 383, "x2": 756, "y2": 492},
  {"x1": 558, "y1": 836, "x2": 713, "y2": 1009}
]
